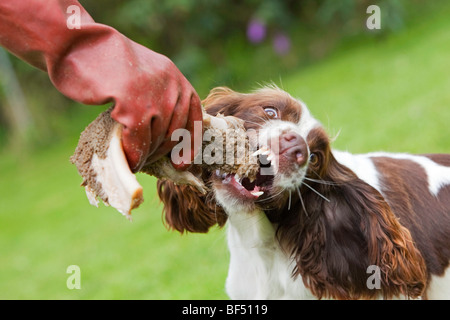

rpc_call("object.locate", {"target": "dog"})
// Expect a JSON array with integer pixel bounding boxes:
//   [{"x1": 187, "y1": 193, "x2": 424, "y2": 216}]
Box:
[{"x1": 157, "y1": 86, "x2": 450, "y2": 299}]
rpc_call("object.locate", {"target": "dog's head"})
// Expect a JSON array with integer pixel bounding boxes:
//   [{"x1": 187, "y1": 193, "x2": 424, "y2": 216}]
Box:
[
  {"x1": 157, "y1": 86, "x2": 327, "y2": 229},
  {"x1": 200, "y1": 86, "x2": 327, "y2": 216}
]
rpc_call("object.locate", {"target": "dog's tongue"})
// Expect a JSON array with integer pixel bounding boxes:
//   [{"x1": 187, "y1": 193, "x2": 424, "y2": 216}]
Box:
[{"x1": 222, "y1": 173, "x2": 264, "y2": 199}]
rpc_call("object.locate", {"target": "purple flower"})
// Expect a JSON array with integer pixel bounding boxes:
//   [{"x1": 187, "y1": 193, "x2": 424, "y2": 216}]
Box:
[
  {"x1": 247, "y1": 19, "x2": 266, "y2": 44},
  {"x1": 273, "y1": 32, "x2": 291, "y2": 56}
]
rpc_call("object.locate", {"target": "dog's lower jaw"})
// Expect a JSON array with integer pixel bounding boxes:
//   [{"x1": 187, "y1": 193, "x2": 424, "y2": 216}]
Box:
[{"x1": 213, "y1": 184, "x2": 258, "y2": 214}]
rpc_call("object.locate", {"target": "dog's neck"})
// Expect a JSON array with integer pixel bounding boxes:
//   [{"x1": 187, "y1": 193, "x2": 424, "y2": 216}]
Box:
[
  {"x1": 226, "y1": 209, "x2": 275, "y2": 247},
  {"x1": 225, "y1": 208, "x2": 314, "y2": 299}
]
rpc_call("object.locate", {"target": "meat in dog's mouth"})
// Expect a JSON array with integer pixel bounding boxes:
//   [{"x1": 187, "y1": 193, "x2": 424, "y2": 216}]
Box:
[{"x1": 214, "y1": 154, "x2": 275, "y2": 200}]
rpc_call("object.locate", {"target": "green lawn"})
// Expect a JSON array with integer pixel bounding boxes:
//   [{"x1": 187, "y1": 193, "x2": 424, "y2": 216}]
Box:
[
  {"x1": 0, "y1": 143, "x2": 229, "y2": 299},
  {"x1": 1, "y1": 5, "x2": 450, "y2": 299},
  {"x1": 283, "y1": 6, "x2": 450, "y2": 154}
]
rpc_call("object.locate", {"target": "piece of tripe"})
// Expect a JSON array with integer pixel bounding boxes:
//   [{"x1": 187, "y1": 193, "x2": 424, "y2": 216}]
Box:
[
  {"x1": 71, "y1": 107, "x2": 259, "y2": 219},
  {"x1": 70, "y1": 108, "x2": 143, "y2": 219}
]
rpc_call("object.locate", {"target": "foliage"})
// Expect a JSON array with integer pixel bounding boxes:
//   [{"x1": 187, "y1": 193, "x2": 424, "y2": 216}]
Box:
[
  {"x1": 81, "y1": 0, "x2": 406, "y2": 89},
  {"x1": 1, "y1": 0, "x2": 436, "y2": 149}
]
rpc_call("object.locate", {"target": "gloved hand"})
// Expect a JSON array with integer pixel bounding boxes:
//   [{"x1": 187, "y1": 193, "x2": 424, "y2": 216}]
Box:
[{"x1": 0, "y1": 0, "x2": 202, "y2": 172}]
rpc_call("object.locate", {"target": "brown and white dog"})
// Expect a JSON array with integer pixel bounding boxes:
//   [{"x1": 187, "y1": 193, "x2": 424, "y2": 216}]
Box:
[{"x1": 157, "y1": 86, "x2": 450, "y2": 299}]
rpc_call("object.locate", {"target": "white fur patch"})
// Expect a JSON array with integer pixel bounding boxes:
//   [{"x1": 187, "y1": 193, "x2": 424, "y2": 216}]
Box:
[
  {"x1": 427, "y1": 263, "x2": 450, "y2": 299},
  {"x1": 332, "y1": 150, "x2": 381, "y2": 192}
]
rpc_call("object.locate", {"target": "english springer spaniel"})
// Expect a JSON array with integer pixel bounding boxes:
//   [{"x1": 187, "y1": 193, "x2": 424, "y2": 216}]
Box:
[{"x1": 157, "y1": 86, "x2": 450, "y2": 299}]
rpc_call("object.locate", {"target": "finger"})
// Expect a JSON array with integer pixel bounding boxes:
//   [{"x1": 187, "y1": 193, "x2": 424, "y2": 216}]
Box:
[
  {"x1": 120, "y1": 125, "x2": 149, "y2": 172},
  {"x1": 145, "y1": 82, "x2": 188, "y2": 165},
  {"x1": 171, "y1": 92, "x2": 203, "y2": 171}
]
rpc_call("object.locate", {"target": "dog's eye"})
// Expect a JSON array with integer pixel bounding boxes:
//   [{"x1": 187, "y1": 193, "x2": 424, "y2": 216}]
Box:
[
  {"x1": 309, "y1": 153, "x2": 319, "y2": 166},
  {"x1": 264, "y1": 107, "x2": 279, "y2": 119}
]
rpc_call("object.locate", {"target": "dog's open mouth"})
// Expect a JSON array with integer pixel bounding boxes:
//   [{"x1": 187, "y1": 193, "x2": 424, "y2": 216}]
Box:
[{"x1": 214, "y1": 154, "x2": 275, "y2": 200}]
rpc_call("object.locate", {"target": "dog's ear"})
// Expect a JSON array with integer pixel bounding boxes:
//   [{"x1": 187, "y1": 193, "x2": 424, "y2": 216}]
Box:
[
  {"x1": 202, "y1": 87, "x2": 243, "y2": 116},
  {"x1": 157, "y1": 179, "x2": 227, "y2": 233},
  {"x1": 278, "y1": 154, "x2": 427, "y2": 299}
]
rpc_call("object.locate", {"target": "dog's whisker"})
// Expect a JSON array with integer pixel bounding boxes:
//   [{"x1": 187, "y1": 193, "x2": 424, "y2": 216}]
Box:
[
  {"x1": 256, "y1": 189, "x2": 286, "y2": 202},
  {"x1": 242, "y1": 120, "x2": 264, "y2": 128},
  {"x1": 304, "y1": 177, "x2": 339, "y2": 186},
  {"x1": 253, "y1": 115, "x2": 271, "y2": 126},
  {"x1": 308, "y1": 168, "x2": 324, "y2": 181},
  {"x1": 254, "y1": 115, "x2": 270, "y2": 122},
  {"x1": 296, "y1": 186, "x2": 309, "y2": 217},
  {"x1": 288, "y1": 190, "x2": 292, "y2": 211},
  {"x1": 303, "y1": 181, "x2": 330, "y2": 202},
  {"x1": 256, "y1": 188, "x2": 284, "y2": 200}
]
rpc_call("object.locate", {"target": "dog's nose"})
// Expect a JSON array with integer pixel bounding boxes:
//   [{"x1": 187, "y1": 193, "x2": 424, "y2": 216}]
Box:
[{"x1": 279, "y1": 132, "x2": 308, "y2": 166}]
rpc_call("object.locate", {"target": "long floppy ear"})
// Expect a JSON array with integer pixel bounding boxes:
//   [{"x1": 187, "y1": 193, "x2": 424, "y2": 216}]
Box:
[
  {"x1": 155, "y1": 87, "x2": 239, "y2": 233},
  {"x1": 157, "y1": 179, "x2": 227, "y2": 233},
  {"x1": 202, "y1": 87, "x2": 240, "y2": 115},
  {"x1": 278, "y1": 153, "x2": 427, "y2": 299}
]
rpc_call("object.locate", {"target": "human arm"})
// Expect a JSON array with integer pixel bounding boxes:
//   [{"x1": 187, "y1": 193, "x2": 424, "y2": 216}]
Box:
[{"x1": 0, "y1": 0, "x2": 202, "y2": 171}]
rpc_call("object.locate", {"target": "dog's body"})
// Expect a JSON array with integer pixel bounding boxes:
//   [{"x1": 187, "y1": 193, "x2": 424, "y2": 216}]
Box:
[
  {"x1": 158, "y1": 87, "x2": 450, "y2": 299},
  {"x1": 225, "y1": 150, "x2": 450, "y2": 299}
]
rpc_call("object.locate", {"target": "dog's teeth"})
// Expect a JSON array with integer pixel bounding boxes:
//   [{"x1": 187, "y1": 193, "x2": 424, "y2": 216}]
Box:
[
  {"x1": 215, "y1": 169, "x2": 220, "y2": 176},
  {"x1": 221, "y1": 173, "x2": 227, "y2": 179},
  {"x1": 251, "y1": 146, "x2": 271, "y2": 157},
  {"x1": 251, "y1": 191, "x2": 264, "y2": 197},
  {"x1": 234, "y1": 173, "x2": 241, "y2": 182},
  {"x1": 251, "y1": 149, "x2": 262, "y2": 157}
]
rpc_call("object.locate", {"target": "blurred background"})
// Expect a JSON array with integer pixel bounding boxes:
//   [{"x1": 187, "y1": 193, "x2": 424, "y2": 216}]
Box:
[{"x1": 1, "y1": 0, "x2": 449, "y2": 299}]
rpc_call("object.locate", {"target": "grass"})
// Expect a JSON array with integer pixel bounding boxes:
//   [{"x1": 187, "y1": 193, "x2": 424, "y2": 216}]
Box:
[
  {"x1": 282, "y1": 5, "x2": 450, "y2": 154},
  {"x1": 1, "y1": 4, "x2": 450, "y2": 299},
  {"x1": 0, "y1": 142, "x2": 229, "y2": 299}
]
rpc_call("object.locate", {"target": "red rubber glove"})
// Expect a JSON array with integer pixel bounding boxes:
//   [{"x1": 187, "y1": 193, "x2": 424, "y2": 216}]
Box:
[{"x1": 0, "y1": 0, "x2": 202, "y2": 172}]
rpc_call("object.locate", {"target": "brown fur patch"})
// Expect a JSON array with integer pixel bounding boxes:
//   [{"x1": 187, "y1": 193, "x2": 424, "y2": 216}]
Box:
[{"x1": 371, "y1": 156, "x2": 450, "y2": 277}]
